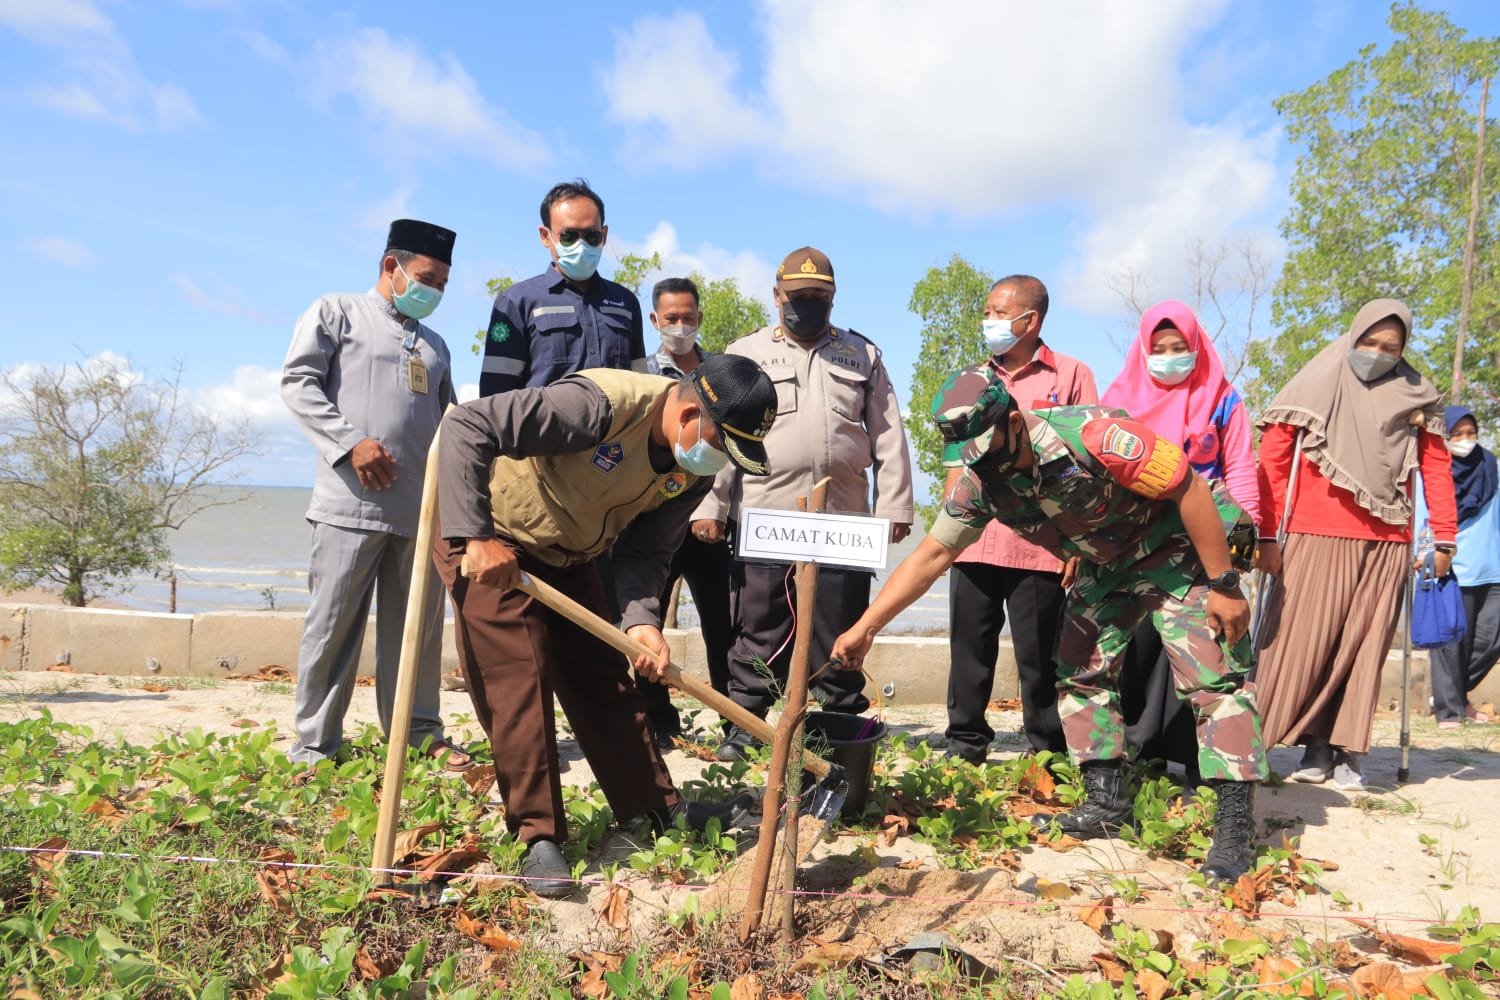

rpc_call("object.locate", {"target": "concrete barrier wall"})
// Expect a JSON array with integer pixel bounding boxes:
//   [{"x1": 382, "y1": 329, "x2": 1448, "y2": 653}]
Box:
[{"x1": 0, "y1": 601, "x2": 1487, "y2": 712}]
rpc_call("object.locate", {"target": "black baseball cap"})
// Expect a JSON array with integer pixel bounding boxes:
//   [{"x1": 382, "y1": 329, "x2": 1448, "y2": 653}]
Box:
[{"x1": 689, "y1": 354, "x2": 777, "y2": 476}]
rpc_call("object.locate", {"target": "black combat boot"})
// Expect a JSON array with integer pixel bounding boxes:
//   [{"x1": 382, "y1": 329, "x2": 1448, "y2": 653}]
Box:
[
  {"x1": 1201, "y1": 780, "x2": 1257, "y2": 884},
  {"x1": 1030, "y1": 760, "x2": 1133, "y2": 839}
]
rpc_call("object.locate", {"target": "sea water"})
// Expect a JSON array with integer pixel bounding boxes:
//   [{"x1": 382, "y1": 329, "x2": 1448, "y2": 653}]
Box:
[{"x1": 113, "y1": 486, "x2": 951, "y2": 634}]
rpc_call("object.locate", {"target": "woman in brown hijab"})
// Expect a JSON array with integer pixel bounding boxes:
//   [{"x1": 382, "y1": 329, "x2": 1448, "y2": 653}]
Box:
[{"x1": 1253, "y1": 299, "x2": 1458, "y2": 788}]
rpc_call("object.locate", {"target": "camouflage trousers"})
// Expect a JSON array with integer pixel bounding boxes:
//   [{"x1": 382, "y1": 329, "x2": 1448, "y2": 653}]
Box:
[{"x1": 1054, "y1": 581, "x2": 1268, "y2": 782}]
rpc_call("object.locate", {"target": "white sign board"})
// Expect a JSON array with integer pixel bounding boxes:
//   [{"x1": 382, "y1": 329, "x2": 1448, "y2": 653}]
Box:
[{"x1": 736, "y1": 507, "x2": 890, "y2": 572}]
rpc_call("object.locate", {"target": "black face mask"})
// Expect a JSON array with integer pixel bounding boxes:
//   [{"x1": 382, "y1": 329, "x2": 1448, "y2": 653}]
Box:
[{"x1": 781, "y1": 296, "x2": 832, "y2": 339}]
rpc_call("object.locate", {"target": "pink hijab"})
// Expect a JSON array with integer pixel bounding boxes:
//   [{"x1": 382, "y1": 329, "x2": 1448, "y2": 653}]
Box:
[{"x1": 1101, "y1": 300, "x2": 1231, "y2": 466}]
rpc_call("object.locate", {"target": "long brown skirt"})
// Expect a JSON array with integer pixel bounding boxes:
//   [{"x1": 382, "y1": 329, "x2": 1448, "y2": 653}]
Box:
[{"x1": 1253, "y1": 533, "x2": 1407, "y2": 754}]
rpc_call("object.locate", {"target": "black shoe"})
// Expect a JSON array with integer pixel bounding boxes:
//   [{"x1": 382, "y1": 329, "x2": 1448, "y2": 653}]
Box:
[
  {"x1": 715, "y1": 726, "x2": 758, "y2": 762},
  {"x1": 1030, "y1": 760, "x2": 1133, "y2": 839},
  {"x1": 1201, "y1": 780, "x2": 1257, "y2": 885},
  {"x1": 650, "y1": 726, "x2": 681, "y2": 751},
  {"x1": 520, "y1": 839, "x2": 574, "y2": 899},
  {"x1": 651, "y1": 792, "x2": 757, "y2": 835}
]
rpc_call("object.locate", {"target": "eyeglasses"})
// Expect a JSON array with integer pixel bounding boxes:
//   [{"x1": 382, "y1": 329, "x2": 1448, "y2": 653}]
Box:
[{"x1": 552, "y1": 227, "x2": 605, "y2": 248}]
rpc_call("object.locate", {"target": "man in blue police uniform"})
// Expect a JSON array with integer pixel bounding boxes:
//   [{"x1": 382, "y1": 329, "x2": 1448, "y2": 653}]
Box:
[{"x1": 478, "y1": 178, "x2": 648, "y2": 397}]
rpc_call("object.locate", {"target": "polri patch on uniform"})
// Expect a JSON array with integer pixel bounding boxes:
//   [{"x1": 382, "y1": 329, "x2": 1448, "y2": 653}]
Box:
[
  {"x1": 1099, "y1": 423, "x2": 1144, "y2": 461},
  {"x1": 659, "y1": 472, "x2": 687, "y2": 498},
  {"x1": 592, "y1": 442, "x2": 625, "y2": 473},
  {"x1": 489, "y1": 319, "x2": 512, "y2": 344}
]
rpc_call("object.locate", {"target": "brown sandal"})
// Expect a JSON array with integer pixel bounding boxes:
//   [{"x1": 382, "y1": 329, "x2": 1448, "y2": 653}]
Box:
[{"x1": 425, "y1": 738, "x2": 476, "y2": 772}]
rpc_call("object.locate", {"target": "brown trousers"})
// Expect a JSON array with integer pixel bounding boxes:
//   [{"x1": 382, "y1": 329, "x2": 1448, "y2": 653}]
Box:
[{"x1": 433, "y1": 537, "x2": 678, "y2": 844}]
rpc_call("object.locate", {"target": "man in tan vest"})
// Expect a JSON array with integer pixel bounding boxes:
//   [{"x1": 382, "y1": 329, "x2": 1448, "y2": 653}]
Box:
[{"x1": 434, "y1": 355, "x2": 777, "y2": 897}]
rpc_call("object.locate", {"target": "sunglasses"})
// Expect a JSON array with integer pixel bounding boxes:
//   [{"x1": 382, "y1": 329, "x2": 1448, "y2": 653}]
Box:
[{"x1": 553, "y1": 227, "x2": 605, "y2": 248}]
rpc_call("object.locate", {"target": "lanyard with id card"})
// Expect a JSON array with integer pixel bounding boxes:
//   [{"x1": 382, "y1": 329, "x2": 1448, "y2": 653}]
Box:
[{"x1": 402, "y1": 329, "x2": 429, "y2": 395}]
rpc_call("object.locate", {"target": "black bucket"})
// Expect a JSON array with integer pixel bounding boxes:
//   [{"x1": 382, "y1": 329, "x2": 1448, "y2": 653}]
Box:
[{"x1": 805, "y1": 711, "x2": 886, "y2": 818}]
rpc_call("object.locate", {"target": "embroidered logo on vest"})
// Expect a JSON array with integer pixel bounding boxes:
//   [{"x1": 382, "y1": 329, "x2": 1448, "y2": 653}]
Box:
[
  {"x1": 660, "y1": 473, "x2": 687, "y2": 498},
  {"x1": 592, "y1": 442, "x2": 625, "y2": 473}
]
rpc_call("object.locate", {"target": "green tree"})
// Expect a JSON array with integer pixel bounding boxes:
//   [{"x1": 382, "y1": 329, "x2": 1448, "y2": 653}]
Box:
[
  {"x1": 1257, "y1": 3, "x2": 1500, "y2": 418},
  {"x1": 0, "y1": 360, "x2": 258, "y2": 605},
  {"x1": 908, "y1": 255, "x2": 995, "y2": 526}
]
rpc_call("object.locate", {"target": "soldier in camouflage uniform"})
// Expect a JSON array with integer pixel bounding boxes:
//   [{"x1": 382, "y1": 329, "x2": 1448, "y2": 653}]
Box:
[{"x1": 831, "y1": 362, "x2": 1266, "y2": 883}]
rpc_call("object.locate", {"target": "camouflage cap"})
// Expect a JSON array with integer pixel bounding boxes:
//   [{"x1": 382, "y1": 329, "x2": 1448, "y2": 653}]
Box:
[{"x1": 929, "y1": 363, "x2": 1015, "y2": 467}]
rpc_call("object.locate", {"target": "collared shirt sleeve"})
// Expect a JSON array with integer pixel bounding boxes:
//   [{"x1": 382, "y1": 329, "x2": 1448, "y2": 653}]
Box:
[
  {"x1": 612, "y1": 476, "x2": 715, "y2": 631},
  {"x1": 479, "y1": 289, "x2": 530, "y2": 397},
  {"x1": 281, "y1": 297, "x2": 366, "y2": 466},
  {"x1": 928, "y1": 468, "x2": 990, "y2": 550},
  {"x1": 865, "y1": 346, "x2": 916, "y2": 522},
  {"x1": 438, "y1": 376, "x2": 611, "y2": 540}
]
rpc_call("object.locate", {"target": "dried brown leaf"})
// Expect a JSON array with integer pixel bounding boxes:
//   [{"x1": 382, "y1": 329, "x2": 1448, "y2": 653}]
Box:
[
  {"x1": 986, "y1": 697, "x2": 1021, "y2": 712},
  {"x1": 1041, "y1": 833, "x2": 1085, "y2": 853},
  {"x1": 140, "y1": 683, "x2": 170, "y2": 693},
  {"x1": 461, "y1": 763, "x2": 497, "y2": 797},
  {"x1": 1018, "y1": 761, "x2": 1057, "y2": 802},
  {"x1": 28, "y1": 837, "x2": 68, "y2": 875},
  {"x1": 1138, "y1": 967, "x2": 1171, "y2": 1000},
  {"x1": 1350, "y1": 962, "x2": 1422, "y2": 999},
  {"x1": 790, "y1": 940, "x2": 864, "y2": 974},
  {"x1": 230, "y1": 718, "x2": 258, "y2": 728},
  {"x1": 84, "y1": 798, "x2": 128, "y2": 829},
  {"x1": 46, "y1": 662, "x2": 74, "y2": 673},
  {"x1": 1091, "y1": 952, "x2": 1126, "y2": 984},
  {"x1": 730, "y1": 973, "x2": 764, "y2": 1000},
  {"x1": 598, "y1": 881, "x2": 632, "y2": 931},
  {"x1": 1258, "y1": 955, "x2": 1312, "y2": 995},
  {"x1": 409, "y1": 832, "x2": 487, "y2": 880},
  {"x1": 354, "y1": 676, "x2": 375, "y2": 687},
  {"x1": 355, "y1": 946, "x2": 395, "y2": 981},
  {"x1": 1227, "y1": 872, "x2": 1260, "y2": 915},
  {"x1": 1078, "y1": 895, "x2": 1114, "y2": 934},
  {"x1": 393, "y1": 822, "x2": 443, "y2": 862},
  {"x1": 895, "y1": 858, "x2": 924, "y2": 870},
  {"x1": 454, "y1": 909, "x2": 522, "y2": 953}
]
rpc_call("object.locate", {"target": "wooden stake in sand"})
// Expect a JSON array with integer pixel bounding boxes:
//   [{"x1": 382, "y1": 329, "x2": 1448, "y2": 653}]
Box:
[
  {"x1": 739, "y1": 478, "x2": 829, "y2": 944},
  {"x1": 371, "y1": 423, "x2": 447, "y2": 884}
]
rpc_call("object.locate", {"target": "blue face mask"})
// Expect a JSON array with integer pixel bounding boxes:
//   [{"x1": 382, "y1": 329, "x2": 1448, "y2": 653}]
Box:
[
  {"x1": 392, "y1": 262, "x2": 442, "y2": 320},
  {"x1": 1147, "y1": 351, "x2": 1197, "y2": 385},
  {"x1": 554, "y1": 238, "x2": 603, "y2": 281},
  {"x1": 675, "y1": 420, "x2": 728, "y2": 476},
  {"x1": 982, "y1": 310, "x2": 1033, "y2": 356}
]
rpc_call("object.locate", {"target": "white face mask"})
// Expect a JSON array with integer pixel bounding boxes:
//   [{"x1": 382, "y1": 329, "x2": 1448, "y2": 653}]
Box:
[
  {"x1": 1449, "y1": 439, "x2": 1478, "y2": 458},
  {"x1": 659, "y1": 324, "x2": 698, "y2": 356}
]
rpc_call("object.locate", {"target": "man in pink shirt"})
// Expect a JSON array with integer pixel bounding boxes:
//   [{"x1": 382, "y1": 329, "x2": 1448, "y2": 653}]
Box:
[{"x1": 944, "y1": 275, "x2": 1099, "y2": 763}]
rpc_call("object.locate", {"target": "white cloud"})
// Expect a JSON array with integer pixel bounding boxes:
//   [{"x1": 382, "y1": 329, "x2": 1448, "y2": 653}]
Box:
[
  {"x1": 1061, "y1": 125, "x2": 1284, "y2": 312},
  {"x1": 601, "y1": 12, "x2": 768, "y2": 165},
  {"x1": 1, "y1": 0, "x2": 202, "y2": 131},
  {"x1": 193, "y1": 364, "x2": 295, "y2": 428},
  {"x1": 611, "y1": 221, "x2": 776, "y2": 308},
  {"x1": 26, "y1": 235, "x2": 94, "y2": 267},
  {"x1": 169, "y1": 274, "x2": 281, "y2": 326},
  {"x1": 456, "y1": 382, "x2": 479, "y2": 403},
  {"x1": 602, "y1": 1, "x2": 1281, "y2": 308},
  {"x1": 312, "y1": 28, "x2": 548, "y2": 171}
]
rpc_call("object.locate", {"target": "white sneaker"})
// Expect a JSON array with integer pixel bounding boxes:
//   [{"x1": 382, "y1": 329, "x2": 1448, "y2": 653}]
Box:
[
  {"x1": 1330, "y1": 754, "x2": 1364, "y2": 790},
  {"x1": 1288, "y1": 741, "x2": 1335, "y2": 783}
]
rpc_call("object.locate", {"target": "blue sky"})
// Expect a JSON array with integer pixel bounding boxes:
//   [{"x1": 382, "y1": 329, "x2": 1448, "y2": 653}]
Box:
[{"x1": 5, "y1": 0, "x2": 1500, "y2": 488}]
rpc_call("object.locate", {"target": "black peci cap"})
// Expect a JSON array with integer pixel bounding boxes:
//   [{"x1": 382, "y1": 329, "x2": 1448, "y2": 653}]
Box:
[
  {"x1": 689, "y1": 355, "x2": 777, "y2": 476},
  {"x1": 386, "y1": 218, "x2": 456, "y2": 265}
]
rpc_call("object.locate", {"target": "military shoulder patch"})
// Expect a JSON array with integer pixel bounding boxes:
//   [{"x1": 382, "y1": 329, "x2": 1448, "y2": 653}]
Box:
[
  {"x1": 591, "y1": 442, "x2": 624, "y2": 473},
  {"x1": 488, "y1": 318, "x2": 512, "y2": 344},
  {"x1": 659, "y1": 472, "x2": 688, "y2": 498},
  {"x1": 1080, "y1": 418, "x2": 1187, "y2": 500}
]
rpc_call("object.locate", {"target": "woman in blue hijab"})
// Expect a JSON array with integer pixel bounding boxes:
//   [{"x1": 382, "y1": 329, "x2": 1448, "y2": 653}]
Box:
[{"x1": 1430, "y1": 405, "x2": 1500, "y2": 728}]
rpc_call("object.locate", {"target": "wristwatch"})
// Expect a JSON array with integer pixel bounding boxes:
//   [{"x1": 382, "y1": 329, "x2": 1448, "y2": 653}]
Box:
[{"x1": 1206, "y1": 570, "x2": 1242, "y2": 594}]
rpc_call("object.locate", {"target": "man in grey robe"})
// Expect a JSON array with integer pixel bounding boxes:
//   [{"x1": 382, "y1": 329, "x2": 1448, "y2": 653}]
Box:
[{"x1": 280, "y1": 218, "x2": 471, "y2": 770}]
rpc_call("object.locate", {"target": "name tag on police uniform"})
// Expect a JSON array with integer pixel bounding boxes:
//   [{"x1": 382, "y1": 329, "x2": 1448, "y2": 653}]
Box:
[{"x1": 408, "y1": 357, "x2": 429, "y2": 394}]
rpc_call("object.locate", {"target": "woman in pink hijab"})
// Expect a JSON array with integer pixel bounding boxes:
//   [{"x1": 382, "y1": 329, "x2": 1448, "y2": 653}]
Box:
[{"x1": 1102, "y1": 300, "x2": 1260, "y2": 784}]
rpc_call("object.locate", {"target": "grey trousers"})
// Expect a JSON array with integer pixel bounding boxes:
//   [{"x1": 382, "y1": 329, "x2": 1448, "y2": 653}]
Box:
[
  {"x1": 290, "y1": 520, "x2": 445, "y2": 763},
  {"x1": 1429, "y1": 582, "x2": 1500, "y2": 722}
]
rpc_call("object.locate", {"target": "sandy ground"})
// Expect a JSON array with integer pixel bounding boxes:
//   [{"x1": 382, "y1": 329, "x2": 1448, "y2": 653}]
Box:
[{"x1": 3, "y1": 669, "x2": 1497, "y2": 974}]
